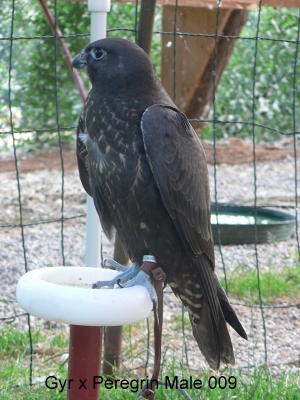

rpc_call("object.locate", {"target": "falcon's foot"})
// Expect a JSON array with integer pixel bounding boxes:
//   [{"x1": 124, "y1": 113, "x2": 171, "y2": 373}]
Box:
[{"x1": 92, "y1": 258, "x2": 157, "y2": 302}]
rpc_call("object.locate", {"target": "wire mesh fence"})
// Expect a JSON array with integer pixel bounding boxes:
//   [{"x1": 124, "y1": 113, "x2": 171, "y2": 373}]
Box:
[{"x1": 1, "y1": 0, "x2": 300, "y2": 395}]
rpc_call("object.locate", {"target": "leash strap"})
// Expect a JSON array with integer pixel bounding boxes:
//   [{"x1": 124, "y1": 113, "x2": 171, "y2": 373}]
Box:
[{"x1": 140, "y1": 259, "x2": 166, "y2": 399}]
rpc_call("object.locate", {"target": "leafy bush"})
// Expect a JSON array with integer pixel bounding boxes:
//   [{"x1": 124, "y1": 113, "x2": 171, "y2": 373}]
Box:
[
  {"x1": 210, "y1": 7, "x2": 300, "y2": 141},
  {"x1": 1, "y1": 1, "x2": 90, "y2": 149},
  {"x1": 1, "y1": 1, "x2": 142, "y2": 150}
]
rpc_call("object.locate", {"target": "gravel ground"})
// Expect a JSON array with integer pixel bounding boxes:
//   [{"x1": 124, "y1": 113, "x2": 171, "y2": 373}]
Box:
[{"x1": 0, "y1": 149, "x2": 299, "y2": 377}]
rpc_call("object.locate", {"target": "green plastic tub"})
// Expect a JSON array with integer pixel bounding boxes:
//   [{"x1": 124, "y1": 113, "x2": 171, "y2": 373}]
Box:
[{"x1": 211, "y1": 203, "x2": 296, "y2": 245}]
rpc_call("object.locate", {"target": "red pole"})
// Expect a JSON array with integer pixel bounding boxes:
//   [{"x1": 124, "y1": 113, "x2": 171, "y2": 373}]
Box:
[
  {"x1": 67, "y1": 325, "x2": 102, "y2": 400},
  {"x1": 38, "y1": 0, "x2": 87, "y2": 102}
]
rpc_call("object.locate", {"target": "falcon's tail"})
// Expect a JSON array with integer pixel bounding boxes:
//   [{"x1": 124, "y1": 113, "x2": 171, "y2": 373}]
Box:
[
  {"x1": 216, "y1": 280, "x2": 248, "y2": 340},
  {"x1": 188, "y1": 299, "x2": 235, "y2": 370},
  {"x1": 170, "y1": 268, "x2": 247, "y2": 370}
]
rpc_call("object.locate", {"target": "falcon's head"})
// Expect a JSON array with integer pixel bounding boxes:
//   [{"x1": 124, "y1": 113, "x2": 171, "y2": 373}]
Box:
[{"x1": 72, "y1": 38, "x2": 158, "y2": 94}]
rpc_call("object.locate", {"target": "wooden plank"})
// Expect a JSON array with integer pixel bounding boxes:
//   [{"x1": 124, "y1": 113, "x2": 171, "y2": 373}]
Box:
[
  {"x1": 184, "y1": 9, "x2": 249, "y2": 123},
  {"x1": 72, "y1": 0, "x2": 300, "y2": 10},
  {"x1": 111, "y1": 0, "x2": 300, "y2": 9},
  {"x1": 161, "y1": 6, "x2": 231, "y2": 108}
]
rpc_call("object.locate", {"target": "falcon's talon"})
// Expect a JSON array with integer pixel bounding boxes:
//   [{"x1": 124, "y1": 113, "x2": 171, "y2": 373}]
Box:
[
  {"x1": 121, "y1": 269, "x2": 157, "y2": 303},
  {"x1": 92, "y1": 262, "x2": 139, "y2": 287},
  {"x1": 92, "y1": 261, "x2": 157, "y2": 302},
  {"x1": 117, "y1": 280, "x2": 123, "y2": 288},
  {"x1": 103, "y1": 258, "x2": 129, "y2": 272},
  {"x1": 92, "y1": 279, "x2": 115, "y2": 289}
]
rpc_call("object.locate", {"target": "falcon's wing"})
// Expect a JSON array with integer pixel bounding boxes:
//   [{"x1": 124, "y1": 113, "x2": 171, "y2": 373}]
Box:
[
  {"x1": 141, "y1": 104, "x2": 219, "y2": 322},
  {"x1": 141, "y1": 104, "x2": 214, "y2": 262},
  {"x1": 76, "y1": 113, "x2": 92, "y2": 197}
]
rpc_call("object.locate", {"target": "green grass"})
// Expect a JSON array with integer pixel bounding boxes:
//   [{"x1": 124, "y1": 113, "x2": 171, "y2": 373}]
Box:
[
  {"x1": 1, "y1": 324, "x2": 299, "y2": 399},
  {"x1": 172, "y1": 314, "x2": 191, "y2": 331},
  {"x1": 220, "y1": 263, "x2": 300, "y2": 304},
  {"x1": 0, "y1": 325, "x2": 69, "y2": 399},
  {"x1": 1, "y1": 262, "x2": 300, "y2": 398}
]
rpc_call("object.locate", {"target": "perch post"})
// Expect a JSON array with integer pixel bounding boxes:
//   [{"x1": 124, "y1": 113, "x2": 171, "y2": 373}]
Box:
[{"x1": 16, "y1": 267, "x2": 153, "y2": 399}]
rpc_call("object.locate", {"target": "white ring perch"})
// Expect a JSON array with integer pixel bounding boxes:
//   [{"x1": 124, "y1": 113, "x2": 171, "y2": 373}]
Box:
[{"x1": 16, "y1": 267, "x2": 153, "y2": 326}]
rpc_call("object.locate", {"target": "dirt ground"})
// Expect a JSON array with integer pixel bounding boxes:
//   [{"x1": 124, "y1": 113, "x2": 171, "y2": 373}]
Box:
[
  {"x1": 1, "y1": 135, "x2": 299, "y2": 375},
  {"x1": 0, "y1": 137, "x2": 298, "y2": 174}
]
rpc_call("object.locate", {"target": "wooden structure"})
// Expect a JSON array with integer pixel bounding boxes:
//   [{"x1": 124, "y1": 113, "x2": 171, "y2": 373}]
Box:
[
  {"x1": 160, "y1": 7, "x2": 248, "y2": 124},
  {"x1": 113, "y1": 0, "x2": 298, "y2": 127},
  {"x1": 114, "y1": 0, "x2": 299, "y2": 10}
]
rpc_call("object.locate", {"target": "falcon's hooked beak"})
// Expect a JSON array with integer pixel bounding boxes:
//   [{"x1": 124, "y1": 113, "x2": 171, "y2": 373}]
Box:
[{"x1": 71, "y1": 51, "x2": 87, "y2": 69}]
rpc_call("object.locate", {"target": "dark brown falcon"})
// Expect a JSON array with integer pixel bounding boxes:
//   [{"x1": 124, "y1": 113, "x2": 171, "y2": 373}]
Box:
[{"x1": 72, "y1": 38, "x2": 247, "y2": 370}]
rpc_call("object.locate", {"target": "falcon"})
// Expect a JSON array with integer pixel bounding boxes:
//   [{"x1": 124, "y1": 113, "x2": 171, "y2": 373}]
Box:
[{"x1": 72, "y1": 38, "x2": 247, "y2": 370}]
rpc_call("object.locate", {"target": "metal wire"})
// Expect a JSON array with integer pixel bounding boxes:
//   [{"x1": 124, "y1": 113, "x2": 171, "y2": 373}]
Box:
[
  {"x1": 7, "y1": 0, "x2": 33, "y2": 385},
  {"x1": 212, "y1": 1, "x2": 228, "y2": 293},
  {"x1": 2, "y1": 31, "x2": 300, "y2": 44},
  {"x1": 54, "y1": 0, "x2": 66, "y2": 267},
  {"x1": 1, "y1": 120, "x2": 299, "y2": 136},
  {"x1": 1, "y1": 1, "x2": 300, "y2": 393},
  {"x1": 292, "y1": 9, "x2": 300, "y2": 261},
  {"x1": 251, "y1": 0, "x2": 268, "y2": 365}
]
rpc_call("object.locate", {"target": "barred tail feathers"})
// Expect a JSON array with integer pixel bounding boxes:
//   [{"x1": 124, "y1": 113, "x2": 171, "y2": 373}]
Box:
[
  {"x1": 169, "y1": 262, "x2": 247, "y2": 369},
  {"x1": 188, "y1": 299, "x2": 235, "y2": 370}
]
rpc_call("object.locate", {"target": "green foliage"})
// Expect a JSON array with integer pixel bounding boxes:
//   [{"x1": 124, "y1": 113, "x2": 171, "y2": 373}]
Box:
[
  {"x1": 1, "y1": 1, "x2": 89, "y2": 150},
  {"x1": 0, "y1": 325, "x2": 42, "y2": 357},
  {"x1": 219, "y1": 263, "x2": 300, "y2": 304},
  {"x1": 50, "y1": 334, "x2": 68, "y2": 348},
  {"x1": 107, "y1": 2, "x2": 138, "y2": 42},
  {"x1": 212, "y1": 7, "x2": 300, "y2": 141},
  {"x1": 1, "y1": 323, "x2": 299, "y2": 399}
]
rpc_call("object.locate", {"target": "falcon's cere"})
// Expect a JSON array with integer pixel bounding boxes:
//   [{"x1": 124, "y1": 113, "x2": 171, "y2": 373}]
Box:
[{"x1": 72, "y1": 38, "x2": 247, "y2": 370}]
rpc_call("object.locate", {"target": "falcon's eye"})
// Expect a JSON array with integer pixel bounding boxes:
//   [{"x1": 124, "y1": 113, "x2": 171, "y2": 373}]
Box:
[{"x1": 91, "y1": 48, "x2": 106, "y2": 61}]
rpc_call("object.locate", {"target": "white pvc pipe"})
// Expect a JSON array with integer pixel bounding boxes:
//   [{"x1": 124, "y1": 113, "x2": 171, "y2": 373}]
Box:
[
  {"x1": 85, "y1": 0, "x2": 111, "y2": 268},
  {"x1": 16, "y1": 267, "x2": 152, "y2": 326},
  {"x1": 89, "y1": 0, "x2": 111, "y2": 42},
  {"x1": 85, "y1": 195, "x2": 101, "y2": 268}
]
